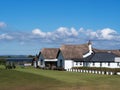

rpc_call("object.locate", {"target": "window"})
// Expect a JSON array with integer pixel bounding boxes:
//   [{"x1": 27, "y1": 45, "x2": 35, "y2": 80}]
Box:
[
  {"x1": 80, "y1": 62, "x2": 82, "y2": 65},
  {"x1": 117, "y1": 62, "x2": 120, "y2": 66},
  {"x1": 93, "y1": 62, "x2": 95, "y2": 66},
  {"x1": 108, "y1": 62, "x2": 110, "y2": 66},
  {"x1": 76, "y1": 62, "x2": 78, "y2": 65},
  {"x1": 100, "y1": 62, "x2": 102, "y2": 67}
]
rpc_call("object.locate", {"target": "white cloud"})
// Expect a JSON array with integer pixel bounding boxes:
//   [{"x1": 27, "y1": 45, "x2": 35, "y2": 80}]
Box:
[
  {"x1": 0, "y1": 22, "x2": 6, "y2": 28},
  {"x1": 56, "y1": 27, "x2": 71, "y2": 36},
  {"x1": 0, "y1": 34, "x2": 13, "y2": 40},
  {"x1": 32, "y1": 27, "x2": 79, "y2": 40},
  {"x1": 31, "y1": 27, "x2": 120, "y2": 44},
  {"x1": 32, "y1": 28, "x2": 54, "y2": 39},
  {"x1": 99, "y1": 28, "x2": 117, "y2": 40},
  {"x1": 1, "y1": 26, "x2": 120, "y2": 49},
  {"x1": 79, "y1": 27, "x2": 84, "y2": 32},
  {"x1": 85, "y1": 28, "x2": 118, "y2": 40},
  {"x1": 85, "y1": 30, "x2": 98, "y2": 39},
  {"x1": 71, "y1": 27, "x2": 78, "y2": 36},
  {"x1": 32, "y1": 28, "x2": 46, "y2": 37},
  {"x1": 1, "y1": 27, "x2": 119, "y2": 43},
  {"x1": 56, "y1": 27, "x2": 79, "y2": 37}
]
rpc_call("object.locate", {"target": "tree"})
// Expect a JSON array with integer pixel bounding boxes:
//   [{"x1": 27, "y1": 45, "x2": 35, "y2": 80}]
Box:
[{"x1": 28, "y1": 55, "x2": 35, "y2": 58}]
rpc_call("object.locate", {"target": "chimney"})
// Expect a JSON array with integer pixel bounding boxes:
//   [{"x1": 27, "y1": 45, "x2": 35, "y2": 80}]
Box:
[{"x1": 88, "y1": 40, "x2": 93, "y2": 53}]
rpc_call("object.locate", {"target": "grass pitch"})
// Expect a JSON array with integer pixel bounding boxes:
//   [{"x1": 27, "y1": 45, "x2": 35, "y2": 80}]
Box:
[{"x1": 0, "y1": 66, "x2": 120, "y2": 90}]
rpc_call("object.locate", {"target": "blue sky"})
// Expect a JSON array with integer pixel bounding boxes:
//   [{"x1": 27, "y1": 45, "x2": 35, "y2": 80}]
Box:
[{"x1": 0, "y1": 0, "x2": 120, "y2": 55}]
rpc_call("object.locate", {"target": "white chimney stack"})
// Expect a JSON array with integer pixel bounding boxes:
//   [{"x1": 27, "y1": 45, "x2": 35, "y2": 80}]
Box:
[
  {"x1": 83, "y1": 40, "x2": 93, "y2": 58},
  {"x1": 88, "y1": 40, "x2": 93, "y2": 53}
]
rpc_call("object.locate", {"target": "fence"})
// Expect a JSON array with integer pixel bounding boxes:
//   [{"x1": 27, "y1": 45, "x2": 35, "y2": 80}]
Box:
[{"x1": 67, "y1": 67, "x2": 120, "y2": 75}]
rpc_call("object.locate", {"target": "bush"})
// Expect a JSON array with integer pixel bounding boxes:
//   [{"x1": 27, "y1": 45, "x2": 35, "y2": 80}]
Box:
[
  {"x1": 0, "y1": 59, "x2": 6, "y2": 65},
  {"x1": 5, "y1": 62, "x2": 16, "y2": 69}
]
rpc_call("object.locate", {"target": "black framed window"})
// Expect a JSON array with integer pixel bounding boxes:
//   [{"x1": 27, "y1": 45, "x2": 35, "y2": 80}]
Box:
[
  {"x1": 108, "y1": 62, "x2": 110, "y2": 66},
  {"x1": 100, "y1": 62, "x2": 102, "y2": 67},
  {"x1": 76, "y1": 62, "x2": 78, "y2": 65},
  {"x1": 80, "y1": 62, "x2": 82, "y2": 65},
  {"x1": 117, "y1": 62, "x2": 120, "y2": 66}
]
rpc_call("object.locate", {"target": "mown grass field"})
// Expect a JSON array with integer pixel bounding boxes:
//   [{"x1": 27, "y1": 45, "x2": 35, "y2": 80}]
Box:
[{"x1": 0, "y1": 66, "x2": 120, "y2": 90}]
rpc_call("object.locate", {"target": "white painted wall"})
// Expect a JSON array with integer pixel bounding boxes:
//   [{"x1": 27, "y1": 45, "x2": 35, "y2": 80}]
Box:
[
  {"x1": 108, "y1": 62, "x2": 120, "y2": 68},
  {"x1": 94, "y1": 62, "x2": 101, "y2": 67},
  {"x1": 74, "y1": 62, "x2": 83, "y2": 67},
  {"x1": 33, "y1": 61, "x2": 37, "y2": 67},
  {"x1": 64, "y1": 60, "x2": 73, "y2": 70},
  {"x1": 86, "y1": 62, "x2": 120, "y2": 68},
  {"x1": 37, "y1": 61, "x2": 40, "y2": 66},
  {"x1": 72, "y1": 61, "x2": 120, "y2": 68},
  {"x1": 100, "y1": 63, "x2": 108, "y2": 68},
  {"x1": 85, "y1": 62, "x2": 93, "y2": 67}
]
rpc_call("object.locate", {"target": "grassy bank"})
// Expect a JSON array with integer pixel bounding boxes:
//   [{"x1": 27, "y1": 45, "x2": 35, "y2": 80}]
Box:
[{"x1": 0, "y1": 66, "x2": 120, "y2": 90}]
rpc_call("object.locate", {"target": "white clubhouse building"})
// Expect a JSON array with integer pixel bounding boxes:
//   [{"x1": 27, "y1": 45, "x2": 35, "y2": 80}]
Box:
[{"x1": 34, "y1": 41, "x2": 120, "y2": 70}]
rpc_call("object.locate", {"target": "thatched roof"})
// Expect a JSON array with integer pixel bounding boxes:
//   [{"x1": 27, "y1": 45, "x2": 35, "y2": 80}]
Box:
[
  {"x1": 93, "y1": 48, "x2": 120, "y2": 57},
  {"x1": 41, "y1": 48, "x2": 60, "y2": 59},
  {"x1": 60, "y1": 44, "x2": 89, "y2": 60}
]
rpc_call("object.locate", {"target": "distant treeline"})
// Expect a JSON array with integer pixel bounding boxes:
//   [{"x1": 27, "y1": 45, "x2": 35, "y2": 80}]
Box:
[
  {"x1": 0, "y1": 55, "x2": 35, "y2": 58},
  {"x1": 0, "y1": 55, "x2": 35, "y2": 65}
]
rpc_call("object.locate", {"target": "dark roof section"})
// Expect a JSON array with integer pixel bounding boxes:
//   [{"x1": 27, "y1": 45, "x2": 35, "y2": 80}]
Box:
[
  {"x1": 89, "y1": 52, "x2": 117, "y2": 62},
  {"x1": 60, "y1": 44, "x2": 89, "y2": 60},
  {"x1": 41, "y1": 48, "x2": 60, "y2": 59},
  {"x1": 93, "y1": 48, "x2": 120, "y2": 57}
]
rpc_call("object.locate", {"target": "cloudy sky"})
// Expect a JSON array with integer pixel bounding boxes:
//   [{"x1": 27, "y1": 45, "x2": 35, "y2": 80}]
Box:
[{"x1": 0, "y1": 0, "x2": 120, "y2": 55}]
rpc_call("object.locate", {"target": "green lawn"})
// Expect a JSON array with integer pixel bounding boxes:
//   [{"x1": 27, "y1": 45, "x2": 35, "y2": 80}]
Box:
[{"x1": 0, "y1": 66, "x2": 120, "y2": 90}]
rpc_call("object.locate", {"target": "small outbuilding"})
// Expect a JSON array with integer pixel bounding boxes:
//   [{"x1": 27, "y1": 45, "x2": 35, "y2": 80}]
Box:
[{"x1": 37, "y1": 48, "x2": 64, "y2": 69}]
